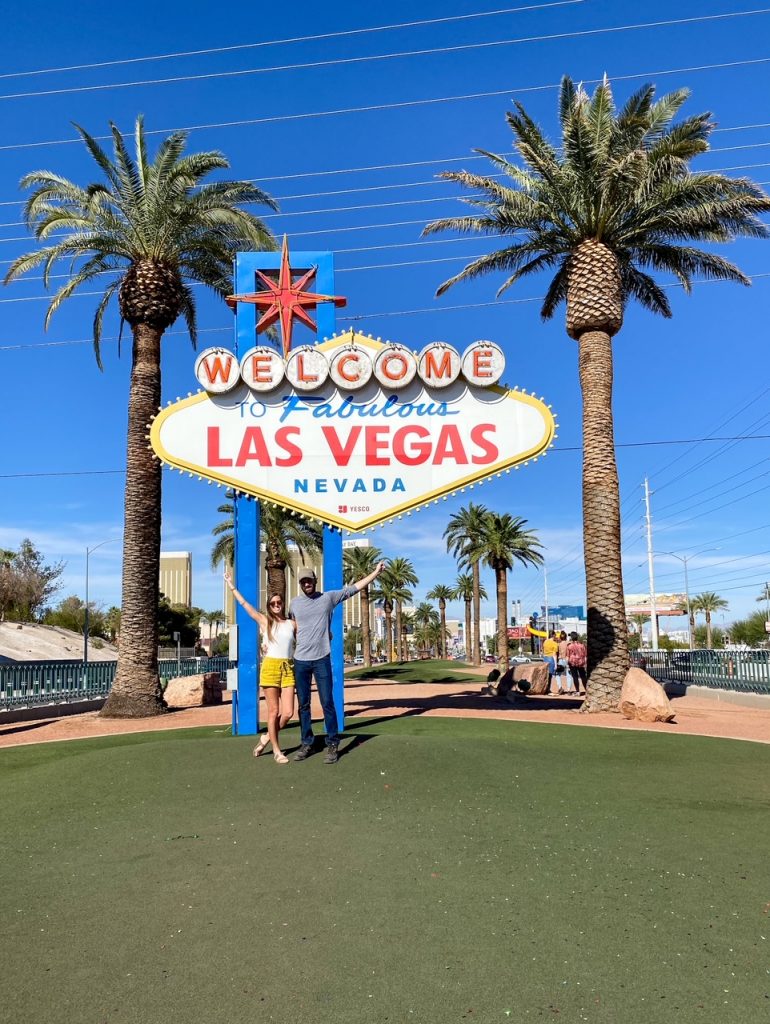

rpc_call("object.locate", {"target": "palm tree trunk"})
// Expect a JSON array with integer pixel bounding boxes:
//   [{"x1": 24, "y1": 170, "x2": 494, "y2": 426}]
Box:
[
  {"x1": 464, "y1": 598, "x2": 472, "y2": 664},
  {"x1": 495, "y1": 564, "x2": 508, "y2": 673},
  {"x1": 578, "y1": 329, "x2": 629, "y2": 711},
  {"x1": 472, "y1": 560, "x2": 481, "y2": 666},
  {"x1": 384, "y1": 607, "x2": 393, "y2": 663},
  {"x1": 395, "y1": 602, "x2": 403, "y2": 661},
  {"x1": 102, "y1": 324, "x2": 164, "y2": 718},
  {"x1": 361, "y1": 587, "x2": 372, "y2": 667},
  {"x1": 439, "y1": 601, "x2": 447, "y2": 659},
  {"x1": 266, "y1": 546, "x2": 286, "y2": 603},
  {"x1": 706, "y1": 611, "x2": 712, "y2": 650},
  {"x1": 688, "y1": 609, "x2": 696, "y2": 650}
]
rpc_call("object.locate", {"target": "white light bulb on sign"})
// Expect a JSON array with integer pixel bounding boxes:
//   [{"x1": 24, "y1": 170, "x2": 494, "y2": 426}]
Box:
[
  {"x1": 329, "y1": 343, "x2": 373, "y2": 391},
  {"x1": 194, "y1": 347, "x2": 241, "y2": 394},
  {"x1": 416, "y1": 343, "x2": 461, "y2": 389},
  {"x1": 373, "y1": 344, "x2": 418, "y2": 390},
  {"x1": 239, "y1": 346, "x2": 285, "y2": 392},
  {"x1": 461, "y1": 341, "x2": 505, "y2": 387},
  {"x1": 285, "y1": 346, "x2": 330, "y2": 391}
]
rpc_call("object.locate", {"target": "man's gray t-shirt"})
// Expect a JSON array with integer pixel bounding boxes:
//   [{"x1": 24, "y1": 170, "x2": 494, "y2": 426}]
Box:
[{"x1": 290, "y1": 586, "x2": 356, "y2": 660}]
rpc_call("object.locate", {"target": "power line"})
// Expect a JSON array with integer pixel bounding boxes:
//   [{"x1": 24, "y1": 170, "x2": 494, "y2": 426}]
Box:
[
  {"x1": 2, "y1": 271, "x2": 770, "y2": 343},
  {"x1": 2, "y1": 54, "x2": 770, "y2": 153},
  {"x1": 0, "y1": 2, "x2": 580, "y2": 81},
  {"x1": 3, "y1": 9, "x2": 767, "y2": 103},
  {"x1": 3, "y1": 435, "x2": 770, "y2": 479},
  {"x1": 1, "y1": 140, "x2": 769, "y2": 229},
  {"x1": 0, "y1": 117, "x2": 765, "y2": 212}
]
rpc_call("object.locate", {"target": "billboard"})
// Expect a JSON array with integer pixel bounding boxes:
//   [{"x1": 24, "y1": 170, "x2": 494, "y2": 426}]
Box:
[
  {"x1": 624, "y1": 594, "x2": 687, "y2": 616},
  {"x1": 150, "y1": 330, "x2": 555, "y2": 532}
]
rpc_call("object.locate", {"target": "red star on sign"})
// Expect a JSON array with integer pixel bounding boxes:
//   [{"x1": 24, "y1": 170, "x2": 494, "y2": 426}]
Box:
[{"x1": 226, "y1": 236, "x2": 346, "y2": 355}]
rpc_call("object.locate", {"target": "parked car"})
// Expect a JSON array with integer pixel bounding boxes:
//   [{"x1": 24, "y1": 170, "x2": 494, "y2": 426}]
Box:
[
  {"x1": 353, "y1": 656, "x2": 364, "y2": 665},
  {"x1": 484, "y1": 654, "x2": 498, "y2": 664}
]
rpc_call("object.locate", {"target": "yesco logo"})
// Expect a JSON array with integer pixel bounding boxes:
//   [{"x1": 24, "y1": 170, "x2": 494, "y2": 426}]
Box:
[{"x1": 194, "y1": 340, "x2": 505, "y2": 395}]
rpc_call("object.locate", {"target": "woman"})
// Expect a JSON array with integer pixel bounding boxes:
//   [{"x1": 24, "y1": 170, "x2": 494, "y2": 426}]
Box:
[
  {"x1": 557, "y1": 631, "x2": 572, "y2": 693},
  {"x1": 567, "y1": 632, "x2": 588, "y2": 696},
  {"x1": 224, "y1": 569, "x2": 296, "y2": 764}
]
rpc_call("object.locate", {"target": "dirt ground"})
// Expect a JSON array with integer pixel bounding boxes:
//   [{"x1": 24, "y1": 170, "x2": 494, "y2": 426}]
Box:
[{"x1": 1, "y1": 667, "x2": 769, "y2": 748}]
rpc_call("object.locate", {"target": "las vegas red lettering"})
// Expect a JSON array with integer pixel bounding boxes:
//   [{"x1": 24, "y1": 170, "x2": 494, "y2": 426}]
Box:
[{"x1": 206, "y1": 423, "x2": 498, "y2": 468}]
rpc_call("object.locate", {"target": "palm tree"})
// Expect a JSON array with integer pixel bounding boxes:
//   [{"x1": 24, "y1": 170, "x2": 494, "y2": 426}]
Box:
[
  {"x1": 412, "y1": 600, "x2": 438, "y2": 656},
  {"x1": 412, "y1": 606, "x2": 440, "y2": 658},
  {"x1": 692, "y1": 592, "x2": 728, "y2": 649},
  {"x1": 444, "y1": 503, "x2": 488, "y2": 666},
  {"x1": 467, "y1": 513, "x2": 543, "y2": 673},
  {"x1": 343, "y1": 544, "x2": 383, "y2": 667},
  {"x1": 425, "y1": 77, "x2": 770, "y2": 710},
  {"x1": 373, "y1": 574, "x2": 402, "y2": 664},
  {"x1": 210, "y1": 493, "x2": 236, "y2": 572},
  {"x1": 6, "y1": 118, "x2": 276, "y2": 717},
  {"x1": 628, "y1": 613, "x2": 649, "y2": 646},
  {"x1": 211, "y1": 494, "x2": 322, "y2": 603},
  {"x1": 400, "y1": 610, "x2": 415, "y2": 662},
  {"x1": 199, "y1": 611, "x2": 216, "y2": 650},
  {"x1": 384, "y1": 557, "x2": 418, "y2": 661},
  {"x1": 426, "y1": 583, "x2": 454, "y2": 659},
  {"x1": 261, "y1": 505, "x2": 322, "y2": 601},
  {"x1": 452, "y1": 572, "x2": 488, "y2": 662}
]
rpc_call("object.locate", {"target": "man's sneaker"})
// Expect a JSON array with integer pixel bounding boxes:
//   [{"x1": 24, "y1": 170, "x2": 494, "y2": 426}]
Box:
[
  {"x1": 323, "y1": 743, "x2": 339, "y2": 765},
  {"x1": 293, "y1": 744, "x2": 314, "y2": 762}
]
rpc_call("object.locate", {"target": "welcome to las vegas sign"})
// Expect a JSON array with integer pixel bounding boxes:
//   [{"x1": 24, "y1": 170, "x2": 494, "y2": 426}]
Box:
[{"x1": 150, "y1": 330, "x2": 556, "y2": 532}]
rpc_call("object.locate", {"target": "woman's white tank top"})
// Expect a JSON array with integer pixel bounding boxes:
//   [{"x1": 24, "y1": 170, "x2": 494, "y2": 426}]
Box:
[{"x1": 264, "y1": 618, "x2": 295, "y2": 659}]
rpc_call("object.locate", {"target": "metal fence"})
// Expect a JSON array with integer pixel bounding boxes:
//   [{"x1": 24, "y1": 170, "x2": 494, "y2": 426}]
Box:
[
  {"x1": 632, "y1": 649, "x2": 770, "y2": 695},
  {"x1": 0, "y1": 657, "x2": 233, "y2": 711}
]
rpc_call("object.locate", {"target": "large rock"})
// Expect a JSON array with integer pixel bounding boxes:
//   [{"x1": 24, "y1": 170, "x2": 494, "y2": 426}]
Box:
[
  {"x1": 513, "y1": 661, "x2": 550, "y2": 695},
  {"x1": 163, "y1": 673, "x2": 224, "y2": 709},
  {"x1": 620, "y1": 667, "x2": 675, "y2": 723}
]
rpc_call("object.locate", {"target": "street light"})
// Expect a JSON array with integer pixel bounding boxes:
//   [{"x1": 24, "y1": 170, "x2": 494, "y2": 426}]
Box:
[
  {"x1": 84, "y1": 539, "x2": 120, "y2": 674},
  {"x1": 658, "y1": 547, "x2": 719, "y2": 650}
]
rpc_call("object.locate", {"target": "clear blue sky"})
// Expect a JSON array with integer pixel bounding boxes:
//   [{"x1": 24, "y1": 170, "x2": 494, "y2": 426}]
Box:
[{"x1": 1, "y1": 0, "x2": 769, "y2": 629}]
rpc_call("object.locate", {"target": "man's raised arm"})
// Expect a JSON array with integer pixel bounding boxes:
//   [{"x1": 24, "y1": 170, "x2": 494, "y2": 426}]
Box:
[{"x1": 352, "y1": 560, "x2": 386, "y2": 594}]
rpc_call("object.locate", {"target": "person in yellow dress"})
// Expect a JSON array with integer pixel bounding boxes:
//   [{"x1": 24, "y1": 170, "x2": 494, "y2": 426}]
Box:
[
  {"x1": 542, "y1": 630, "x2": 561, "y2": 694},
  {"x1": 224, "y1": 569, "x2": 297, "y2": 764}
]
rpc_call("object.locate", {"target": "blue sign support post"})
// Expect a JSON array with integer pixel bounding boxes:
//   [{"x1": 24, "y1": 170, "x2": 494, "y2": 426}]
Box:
[{"x1": 231, "y1": 248, "x2": 342, "y2": 736}]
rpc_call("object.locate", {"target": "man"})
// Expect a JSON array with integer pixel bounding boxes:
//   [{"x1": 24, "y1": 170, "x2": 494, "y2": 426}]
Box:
[{"x1": 290, "y1": 560, "x2": 385, "y2": 764}]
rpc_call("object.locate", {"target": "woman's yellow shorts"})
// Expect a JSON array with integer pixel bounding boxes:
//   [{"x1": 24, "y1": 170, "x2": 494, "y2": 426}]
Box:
[{"x1": 259, "y1": 657, "x2": 295, "y2": 689}]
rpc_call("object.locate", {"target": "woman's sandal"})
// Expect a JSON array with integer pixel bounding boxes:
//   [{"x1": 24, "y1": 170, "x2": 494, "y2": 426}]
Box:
[
  {"x1": 273, "y1": 750, "x2": 289, "y2": 765},
  {"x1": 253, "y1": 735, "x2": 270, "y2": 758}
]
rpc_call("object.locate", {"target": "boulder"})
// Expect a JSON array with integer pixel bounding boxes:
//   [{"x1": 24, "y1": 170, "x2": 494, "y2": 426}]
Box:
[
  {"x1": 513, "y1": 661, "x2": 550, "y2": 695},
  {"x1": 619, "y1": 667, "x2": 675, "y2": 723},
  {"x1": 163, "y1": 672, "x2": 225, "y2": 709}
]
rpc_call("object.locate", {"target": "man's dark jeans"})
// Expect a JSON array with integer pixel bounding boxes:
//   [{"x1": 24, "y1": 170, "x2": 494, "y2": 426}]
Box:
[{"x1": 294, "y1": 656, "x2": 339, "y2": 748}]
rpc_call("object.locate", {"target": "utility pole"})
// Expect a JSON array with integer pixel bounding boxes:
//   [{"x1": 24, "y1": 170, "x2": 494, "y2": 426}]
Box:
[
  {"x1": 643, "y1": 478, "x2": 659, "y2": 651},
  {"x1": 543, "y1": 565, "x2": 549, "y2": 637}
]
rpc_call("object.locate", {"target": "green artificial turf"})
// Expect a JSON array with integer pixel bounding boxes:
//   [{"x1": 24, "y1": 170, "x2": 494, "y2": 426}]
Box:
[
  {"x1": 1, "y1": 717, "x2": 768, "y2": 1024},
  {"x1": 347, "y1": 657, "x2": 481, "y2": 684}
]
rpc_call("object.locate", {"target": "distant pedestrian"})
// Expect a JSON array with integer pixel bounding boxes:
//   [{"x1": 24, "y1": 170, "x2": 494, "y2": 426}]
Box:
[
  {"x1": 557, "y1": 631, "x2": 571, "y2": 691},
  {"x1": 290, "y1": 561, "x2": 385, "y2": 764},
  {"x1": 567, "y1": 632, "x2": 588, "y2": 696},
  {"x1": 543, "y1": 630, "x2": 561, "y2": 694}
]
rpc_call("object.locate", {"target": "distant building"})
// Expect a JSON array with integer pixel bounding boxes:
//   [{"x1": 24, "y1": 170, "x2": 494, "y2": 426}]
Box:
[{"x1": 159, "y1": 552, "x2": 192, "y2": 607}]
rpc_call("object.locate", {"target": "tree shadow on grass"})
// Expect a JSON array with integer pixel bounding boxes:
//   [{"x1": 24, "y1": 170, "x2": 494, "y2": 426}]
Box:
[{"x1": 345, "y1": 690, "x2": 585, "y2": 722}]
